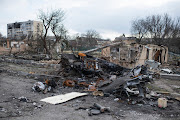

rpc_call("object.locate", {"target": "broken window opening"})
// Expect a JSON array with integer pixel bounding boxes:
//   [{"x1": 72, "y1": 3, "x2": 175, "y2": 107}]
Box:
[
  {"x1": 146, "y1": 48, "x2": 149, "y2": 60},
  {"x1": 153, "y1": 50, "x2": 162, "y2": 63},
  {"x1": 116, "y1": 48, "x2": 119, "y2": 52}
]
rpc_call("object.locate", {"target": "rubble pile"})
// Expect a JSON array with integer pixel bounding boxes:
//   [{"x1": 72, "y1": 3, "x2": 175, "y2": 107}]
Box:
[
  {"x1": 1, "y1": 51, "x2": 179, "y2": 119},
  {"x1": 57, "y1": 53, "x2": 156, "y2": 102}
]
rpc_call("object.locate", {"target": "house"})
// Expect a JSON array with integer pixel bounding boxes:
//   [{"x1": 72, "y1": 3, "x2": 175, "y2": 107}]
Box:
[
  {"x1": 114, "y1": 36, "x2": 136, "y2": 42},
  {"x1": 101, "y1": 40, "x2": 168, "y2": 68},
  {"x1": 69, "y1": 37, "x2": 111, "y2": 52},
  {"x1": 69, "y1": 37, "x2": 98, "y2": 51},
  {"x1": 0, "y1": 39, "x2": 28, "y2": 55}
]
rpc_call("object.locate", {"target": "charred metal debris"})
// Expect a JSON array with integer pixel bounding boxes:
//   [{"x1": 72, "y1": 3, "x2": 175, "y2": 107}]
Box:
[{"x1": 59, "y1": 53, "x2": 155, "y2": 101}]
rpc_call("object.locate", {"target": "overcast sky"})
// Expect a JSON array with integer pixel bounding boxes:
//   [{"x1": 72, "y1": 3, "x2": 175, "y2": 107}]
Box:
[{"x1": 0, "y1": 0, "x2": 180, "y2": 40}]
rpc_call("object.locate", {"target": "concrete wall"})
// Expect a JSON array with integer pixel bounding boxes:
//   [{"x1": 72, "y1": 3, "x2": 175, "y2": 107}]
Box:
[
  {"x1": 0, "y1": 43, "x2": 28, "y2": 55},
  {"x1": 0, "y1": 46, "x2": 10, "y2": 54}
]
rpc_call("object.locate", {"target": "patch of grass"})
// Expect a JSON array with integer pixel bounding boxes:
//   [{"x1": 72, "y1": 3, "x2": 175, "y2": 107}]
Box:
[
  {"x1": 173, "y1": 88, "x2": 180, "y2": 93},
  {"x1": 146, "y1": 84, "x2": 169, "y2": 92}
]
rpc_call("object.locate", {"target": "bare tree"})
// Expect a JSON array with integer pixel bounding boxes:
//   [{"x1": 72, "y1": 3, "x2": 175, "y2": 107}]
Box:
[
  {"x1": 131, "y1": 19, "x2": 148, "y2": 42},
  {"x1": 26, "y1": 33, "x2": 42, "y2": 53},
  {"x1": 131, "y1": 14, "x2": 180, "y2": 45},
  {"x1": 38, "y1": 9, "x2": 65, "y2": 55},
  {"x1": 51, "y1": 23, "x2": 68, "y2": 52},
  {"x1": 82, "y1": 29, "x2": 101, "y2": 39},
  {"x1": 0, "y1": 32, "x2": 2, "y2": 38},
  {"x1": 81, "y1": 29, "x2": 100, "y2": 46}
]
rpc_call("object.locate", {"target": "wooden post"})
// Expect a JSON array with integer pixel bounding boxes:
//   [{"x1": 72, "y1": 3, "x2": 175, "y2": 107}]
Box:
[{"x1": 7, "y1": 39, "x2": 10, "y2": 48}]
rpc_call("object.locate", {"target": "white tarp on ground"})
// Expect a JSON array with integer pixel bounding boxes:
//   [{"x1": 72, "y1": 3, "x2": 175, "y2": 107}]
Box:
[{"x1": 40, "y1": 92, "x2": 88, "y2": 105}]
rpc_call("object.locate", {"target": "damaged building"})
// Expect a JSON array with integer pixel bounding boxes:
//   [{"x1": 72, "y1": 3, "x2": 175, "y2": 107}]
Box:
[
  {"x1": 7, "y1": 20, "x2": 43, "y2": 40},
  {"x1": 101, "y1": 39, "x2": 168, "y2": 68}
]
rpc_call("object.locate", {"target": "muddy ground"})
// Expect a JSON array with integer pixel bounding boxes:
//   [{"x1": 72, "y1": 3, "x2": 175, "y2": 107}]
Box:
[{"x1": 0, "y1": 60, "x2": 180, "y2": 120}]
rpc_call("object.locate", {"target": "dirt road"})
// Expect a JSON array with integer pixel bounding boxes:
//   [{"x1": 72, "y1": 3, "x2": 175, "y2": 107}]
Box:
[
  {"x1": 0, "y1": 72, "x2": 179, "y2": 120},
  {"x1": 0, "y1": 58, "x2": 180, "y2": 120}
]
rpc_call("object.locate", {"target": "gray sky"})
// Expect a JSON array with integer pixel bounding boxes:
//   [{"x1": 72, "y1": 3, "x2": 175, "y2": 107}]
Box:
[{"x1": 0, "y1": 0, "x2": 180, "y2": 40}]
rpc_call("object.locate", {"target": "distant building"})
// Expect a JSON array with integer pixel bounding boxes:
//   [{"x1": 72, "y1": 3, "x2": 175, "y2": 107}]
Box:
[
  {"x1": 114, "y1": 36, "x2": 136, "y2": 42},
  {"x1": 0, "y1": 39, "x2": 28, "y2": 55},
  {"x1": 68, "y1": 37, "x2": 111, "y2": 51},
  {"x1": 7, "y1": 20, "x2": 43, "y2": 40}
]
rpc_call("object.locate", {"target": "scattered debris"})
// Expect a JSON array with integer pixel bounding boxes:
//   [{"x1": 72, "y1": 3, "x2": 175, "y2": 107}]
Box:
[
  {"x1": 32, "y1": 80, "x2": 57, "y2": 93},
  {"x1": 158, "y1": 98, "x2": 168, "y2": 108},
  {"x1": 88, "y1": 83, "x2": 97, "y2": 91},
  {"x1": 175, "y1": 97, "x2": 180, "y2": 101},
  {"x1": 109, "y1": 75, "x2": 117, "y2": 80},
  {"x1": 32, "y1": 82, "x2": 45, "y2": 92},
  {"x1": 93, "y1": 91, "x2": 104, "y2": 96},
  {"x1": 60, "y1": 53, "x2": 128, "y2": 78},
  {"x1": 94, "y1": 103, "x2": 110, "y2": 112},
  {"x1": 130, "y1": 65, "x2": 142, "y2": 76},
  {"x1": 161, "y1": 68, "x2": 173, "y2": 74},
  {"x1": 150, "y1": 91, "x2": 161, "y2": 97},
  {"x1": 40, "y1": 92, "x2": 88, "y2": 104},
  {"x1": 114, "y1": 98, "x2": 120, "y2": 102},
  {"x1": 63, "y1": 80, "x2": 76, "y2": 87},
  {"x1": 0, "y1": 107, "x2": 7, "y2": 112},
  {"x1": 89, "y1": 109, "x2": 101, "y2": 116},
  {"x1": 18, "y1": 96, "x2": 28, "y2": 102},
  {"x1": 145, "y1": 60, "x2": 161, "y2": 69},
  {"x1": 155, "y1": 91, "x2": 170, "y2": 95},
  {"x1": 33, "y1": 102, "x2": 36, "y2": 106},
  {"x1": 88, "y1": 103, "x2": 110, "y2": 116},
  {"x1": 45, "y1": 79, "x2": 57, "y2": 88}
]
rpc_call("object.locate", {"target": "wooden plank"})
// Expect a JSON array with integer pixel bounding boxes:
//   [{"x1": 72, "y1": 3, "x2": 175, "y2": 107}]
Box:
[
  {"x1": 40, "y1": 92, "x2": 88, "y2": 105},
  {"x1": 83, "y1": 42, "x2": 122, "y2": 54}
]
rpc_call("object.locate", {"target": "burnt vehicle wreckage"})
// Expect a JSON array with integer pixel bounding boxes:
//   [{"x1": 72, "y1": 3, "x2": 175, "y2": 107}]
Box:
[{"x1": 59, "y1": 51, "x2": 155, "y2": 101}]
